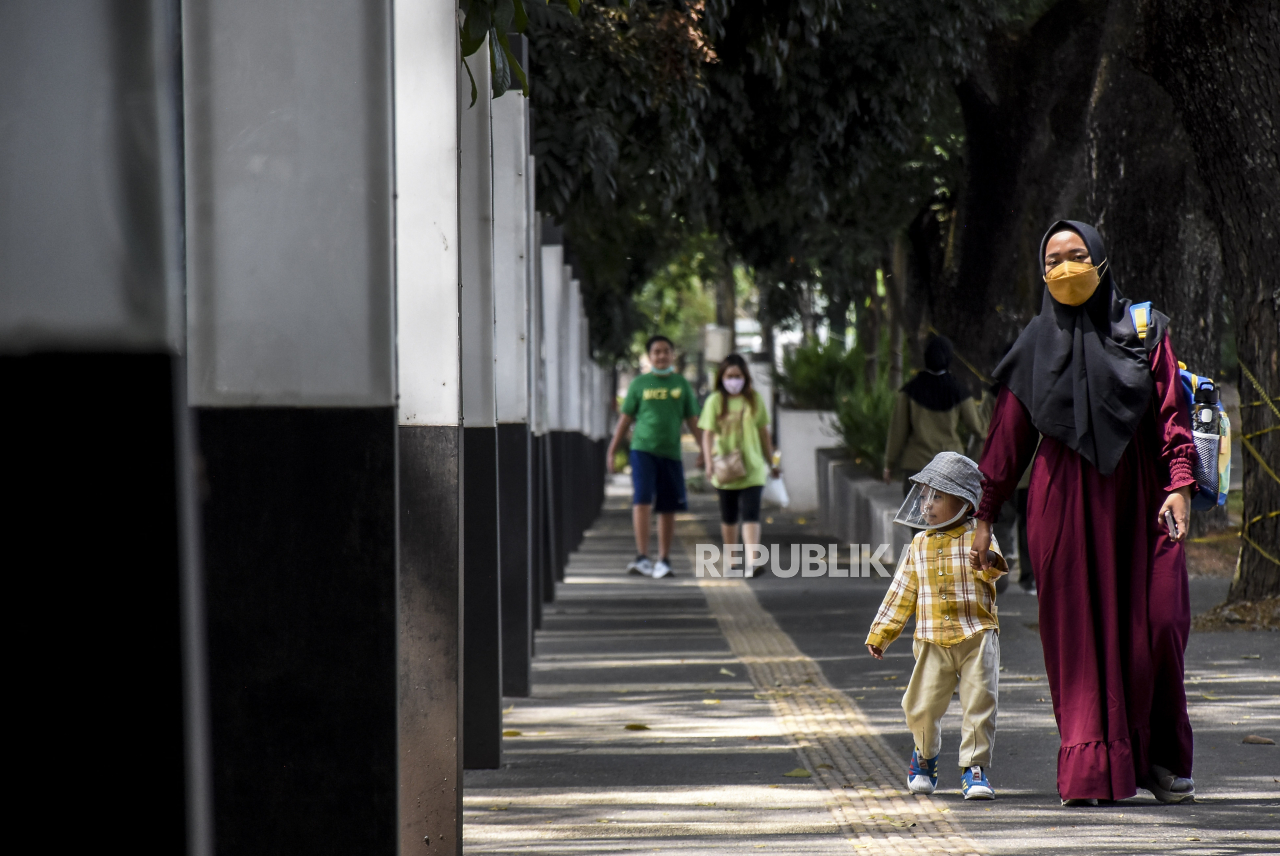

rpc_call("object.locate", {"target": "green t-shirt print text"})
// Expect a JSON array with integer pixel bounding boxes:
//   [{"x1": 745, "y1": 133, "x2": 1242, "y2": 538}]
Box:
[{"x1": 621, "y1": 372, "x2": 699, "y2": 461}]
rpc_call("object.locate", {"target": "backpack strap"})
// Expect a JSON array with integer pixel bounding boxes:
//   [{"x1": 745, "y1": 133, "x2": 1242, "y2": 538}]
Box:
[{"x1": 1129, "y1": 301, "x2": 1152, "y2": 341}]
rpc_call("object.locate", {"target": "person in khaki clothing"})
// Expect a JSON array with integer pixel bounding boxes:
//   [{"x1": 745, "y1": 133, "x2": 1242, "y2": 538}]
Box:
[
  {"x1": 883, "y1": 336, "x2": 985, "y2": 494},
  {"x1": 866, "y1": 452, "x2": 1006, "y2": 800}
]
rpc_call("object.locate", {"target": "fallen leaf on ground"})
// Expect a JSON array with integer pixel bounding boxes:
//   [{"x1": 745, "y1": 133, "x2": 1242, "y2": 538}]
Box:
[
  {"x1": 703, "y1": 699, "x2": 721, "y2": 705},
  {"x1": 502, "y1": 730, "x2": 522, "y2": 737},
  {"x1": 817, "y1": 763, "x2": 833, "y2": 770},
  {"x1": 720, "y1": 667, "x2": 737, "y2": 676},
  {"x1": 624, "y1": 723, "x2": 650, "y2": 731},
  {"x1": 1201, "y1": 693, "x2": 1221, "y2": 700},
  {"x1": 1242, "y1": 653, "x2": 1261, "y2": 659},
  {"x1": 747, "y1": 735, "x2": 763, "y2": 741},
  {"x1": 1243, "y1": 735, "x2": 1275, "y2": 745},
  {"x1": 503, "y1": 704, "x2": 515, "y2": 713},
  {"x1": 489, "y1": 806, "x2": 507, "y2": 811},
  {"x1": 783, "y1": 768, "x2": 812, "y2": 778}
]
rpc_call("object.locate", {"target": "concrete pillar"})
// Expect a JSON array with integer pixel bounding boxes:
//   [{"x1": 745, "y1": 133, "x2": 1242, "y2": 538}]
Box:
[
  {"x1": 183, "y1": 2, "x2": 397, "y2": 852},
  {"x1": 540, "y1": 242, "x2": 566, "y2": 584},
  {"x1": 2, "y1": 3, "x2": 203, "y2": 851},
  {"x1": 565, "y1": 277, "x2": 586, "y2": 552},
  {"x1": 394, "y1": 2, "x2": 463, "y2": 851},
  {"x1": 492, "y1": 85, "x2": 532, "y2": 698},
  {"x1": 458, "y1": 40, "x2": 503, "y2": 771},
  {"x1": 527, "y1": 157, "x2": 547, "y2": 626}
]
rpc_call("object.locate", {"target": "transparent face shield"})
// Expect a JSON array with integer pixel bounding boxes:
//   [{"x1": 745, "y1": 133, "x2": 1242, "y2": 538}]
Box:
[{"x1": 893, "y1": 483, "x2": 971, "y2": 530}]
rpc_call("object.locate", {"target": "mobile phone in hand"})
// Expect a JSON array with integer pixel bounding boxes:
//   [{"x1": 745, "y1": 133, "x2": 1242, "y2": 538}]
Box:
[{"x1": 1163, "y1": 508, "x2": 1179, "y2": 539}]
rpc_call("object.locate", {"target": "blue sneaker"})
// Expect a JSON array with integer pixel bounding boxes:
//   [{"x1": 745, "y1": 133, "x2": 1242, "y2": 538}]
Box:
[
  {"x1": 961, "y1": 765, "x2": 995, "y2": 800},
  {"x1": 907, "y1": 748, "x2": 939, "y2": 794}
]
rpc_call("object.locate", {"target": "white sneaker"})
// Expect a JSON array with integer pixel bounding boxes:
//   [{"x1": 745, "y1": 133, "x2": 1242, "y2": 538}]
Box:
[
  {"x1": 627, "y1": 557, "x2": 654, "y2": 577},
  {"x1": 652, "y1": 558, "x2": 672, "y2": 579}
]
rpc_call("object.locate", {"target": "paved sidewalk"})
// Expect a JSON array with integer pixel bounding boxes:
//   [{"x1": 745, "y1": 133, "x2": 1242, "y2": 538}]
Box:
[{"x1": 464, "y1": 481, "x2": 1280, "y2": 854}]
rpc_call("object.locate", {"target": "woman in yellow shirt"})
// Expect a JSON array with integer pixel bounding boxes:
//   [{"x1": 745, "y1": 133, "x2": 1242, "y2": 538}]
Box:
[{"x1": 699, "y1": 354, "x2": 778, "y2": 578}]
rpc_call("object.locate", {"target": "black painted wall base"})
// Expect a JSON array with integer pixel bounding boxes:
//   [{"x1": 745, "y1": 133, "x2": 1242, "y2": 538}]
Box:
[
  {"x1": 197, "y1": 407, "x2": 398, "y2": 855},
  {"x1": 9, "y1": 352, "x2": 189, "y2": 849},
  {"x1": 530, "y1": 433, "x2": 544, "y2": 630},
  {"x1": 399, "y1": 425, "x2": 462, "y2": 853},
  {"x1": 462, "y1": 426, "x2": 502, "y2": 769},
  {"x1": 539, "y1": 432, "x2": 558, "y2": 603},
  {"x1": 497, "y1": 423, "x2": 531, "y2": 697}
]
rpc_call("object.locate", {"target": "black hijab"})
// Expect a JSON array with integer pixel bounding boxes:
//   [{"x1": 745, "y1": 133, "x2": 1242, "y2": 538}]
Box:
[
  {"x1": 901, "y1": 335, "x2": 971, "y2": 412},
  {"x1": 992, "y1": 220, "x2": 1167, "y2": 475}
]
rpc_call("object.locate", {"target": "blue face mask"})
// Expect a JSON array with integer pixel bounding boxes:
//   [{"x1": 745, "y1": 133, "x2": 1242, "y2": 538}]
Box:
[{"x1": 650, "y1": 365, "x2": 675, "y2": 375}]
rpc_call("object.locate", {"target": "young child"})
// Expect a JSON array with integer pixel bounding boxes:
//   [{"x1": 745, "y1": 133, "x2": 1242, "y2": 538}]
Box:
[{"x1": 865, "y1": 451, "x2": 1007, "y2": 800}]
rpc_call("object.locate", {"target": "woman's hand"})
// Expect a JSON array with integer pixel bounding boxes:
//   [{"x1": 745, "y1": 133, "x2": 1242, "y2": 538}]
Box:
[
  {"x1": 866, "y1": 644, "x2": 884, "y2": 660},
  {"x1": 606, "y1": 446, "x2": 617, "y2": 475},
  {"x1": 1158, "y1": 486, "x2": 1192, "y2": 542},
  {"x1": 770, "y1": 465, "x2": 781, "y2": 479},
  {"x1": 970, "y1": 518, "x2": 993, "y2": 570}
]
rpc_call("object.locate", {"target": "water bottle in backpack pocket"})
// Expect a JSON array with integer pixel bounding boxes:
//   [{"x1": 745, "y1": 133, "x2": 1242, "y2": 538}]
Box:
[{"x1": 1129, "y1": 301, "x2": 1231, "y2": 511}]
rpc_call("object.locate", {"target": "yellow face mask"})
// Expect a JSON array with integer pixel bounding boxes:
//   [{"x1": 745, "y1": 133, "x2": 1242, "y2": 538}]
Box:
[{"x1": 1044, "y1": 259, "x2": 1105, "y2": 306}]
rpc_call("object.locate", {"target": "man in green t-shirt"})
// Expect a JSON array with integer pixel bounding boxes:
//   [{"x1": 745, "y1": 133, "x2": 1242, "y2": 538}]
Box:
[{"x1": 606, "y1": 335, "x2": 703, "y2": 579}]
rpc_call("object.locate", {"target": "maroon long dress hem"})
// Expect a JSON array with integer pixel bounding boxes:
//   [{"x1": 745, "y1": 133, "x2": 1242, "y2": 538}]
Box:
[{"x1": 977, "y1": 335, "x2": 1198, "y2": 801}]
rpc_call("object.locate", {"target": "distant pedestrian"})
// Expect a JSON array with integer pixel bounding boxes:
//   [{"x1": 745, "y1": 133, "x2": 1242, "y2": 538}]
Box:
[
  {"x1": 973, "y1": 221, "x2": 1196, "y2": 805},
  {"x1": 867, "y1": 452, "x2": 1007, "y2": 801},
  {"x1": 607, "y1": 335, "x2": 703, "y2": 579},
  {"x1": 883, "y1": 335, "x2": 986, "y2": 494},
  {"x1": 698, "y1": 354, "x2": 778, "y2": 578}
]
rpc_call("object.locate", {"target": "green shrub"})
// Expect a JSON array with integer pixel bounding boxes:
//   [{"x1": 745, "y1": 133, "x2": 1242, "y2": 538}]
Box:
[
  {"x1": 834, "y1": 339, "x2": 900, "y2": 471},
  {"x1": 778, "y1": 337, "x2": 858, "y2": 410}
]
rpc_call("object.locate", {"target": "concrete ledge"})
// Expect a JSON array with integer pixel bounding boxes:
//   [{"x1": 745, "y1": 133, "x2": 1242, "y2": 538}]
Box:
[{"x1": 816, "y1": 450, "x2": 912, "y2": 561}]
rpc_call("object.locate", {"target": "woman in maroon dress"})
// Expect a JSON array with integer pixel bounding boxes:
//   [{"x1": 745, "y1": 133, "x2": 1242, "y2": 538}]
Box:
[{"x1": 970, "y1": 221, "x2": 1198, "y2": 805}]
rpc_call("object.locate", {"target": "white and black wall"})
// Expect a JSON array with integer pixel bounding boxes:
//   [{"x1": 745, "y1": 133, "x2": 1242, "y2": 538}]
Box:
[
  {"x1": 1, "y1": 2, "x2": 201, "y2": 851},
  {"x1": 394, "y1": 2, "x2": 465, "y2": 849},
  {"x1": 493, "y1": 76, "x2": 535, "y2": 699},
  {"x1": 183, "y1": 2, "x2": 398, "y2": 853}
]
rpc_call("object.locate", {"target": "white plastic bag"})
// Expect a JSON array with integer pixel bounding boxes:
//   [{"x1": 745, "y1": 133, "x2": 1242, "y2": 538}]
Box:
[{"x1": 762, "y1": 475, "x2": 790, "y2": 509}]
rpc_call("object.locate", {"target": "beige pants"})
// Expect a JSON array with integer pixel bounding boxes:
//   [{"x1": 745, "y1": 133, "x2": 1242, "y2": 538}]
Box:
[{"x1": 902, "y1": 630, "x2": 1000, "y2": 768}]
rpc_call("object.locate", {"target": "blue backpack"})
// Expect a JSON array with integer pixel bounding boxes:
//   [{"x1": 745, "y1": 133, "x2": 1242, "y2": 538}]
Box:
[{"x1": 1130, "y1": 301, "x2": 1231, "y2": 511}]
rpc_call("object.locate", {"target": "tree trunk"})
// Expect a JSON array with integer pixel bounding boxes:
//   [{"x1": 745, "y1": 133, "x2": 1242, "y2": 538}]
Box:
[
  {"x1": 934, "y1": 0, "x2": 1110, "y2": 372},
  {"x1": 1132, "y1": 0, "x2": 1280, "y2": 600},
  {"x1": 886, "y1": 236, "x2": 908, "y2": 389},
  {"x1": 716, "y1": 269, "x2": 737, "y2": 353},
  {"x1": 1084, "y1": 0, "x2": 1230, "y2": 534}
]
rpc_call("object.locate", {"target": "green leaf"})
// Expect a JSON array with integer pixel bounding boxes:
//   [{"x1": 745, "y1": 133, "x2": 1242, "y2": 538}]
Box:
[
  {"x1": 511, "y1": 0, "x2": 528, "y2": 33},
  {"x1": 460, "y1": 4, "x2": 490, "y2": 57},
  {"x1": 498, "y1": 32, "x2": 528, "y2": 97},
  {"x1": 462, "y1": 56, "x2": 478, "y2": 108},
  {"x1": 493, "y1": 0, "x2": 515, "y2": 33},
  {"x1": 490, "y1": 29, "x2": 511, "y2": 98},
  {"x1": 564, "y1": 0, "x2": 581, "y2": 15}
]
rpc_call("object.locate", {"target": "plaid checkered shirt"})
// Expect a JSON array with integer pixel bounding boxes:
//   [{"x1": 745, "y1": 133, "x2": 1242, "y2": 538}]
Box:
[{"x1": 865, "y1": 517, "x2": 1008, "y2": 650}]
